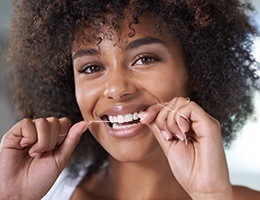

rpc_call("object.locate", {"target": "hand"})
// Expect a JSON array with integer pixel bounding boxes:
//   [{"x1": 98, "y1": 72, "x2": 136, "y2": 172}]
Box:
[
  {"x1": 141, "y1": 97, "x2": 233, "y2": 200},
  {"x1": 0, "y1": 117, "x2": 89, "y2": 200}
]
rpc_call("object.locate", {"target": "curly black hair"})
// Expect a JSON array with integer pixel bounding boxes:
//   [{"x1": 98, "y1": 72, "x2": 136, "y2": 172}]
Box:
[{"x1": 8, "y1": 0, "x2": 260, "y2": 178}]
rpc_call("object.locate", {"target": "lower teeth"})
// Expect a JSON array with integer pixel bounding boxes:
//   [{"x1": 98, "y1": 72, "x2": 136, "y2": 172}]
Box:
[{"x1": 112, "y1": 122, "x2": 137, "y2": 129}]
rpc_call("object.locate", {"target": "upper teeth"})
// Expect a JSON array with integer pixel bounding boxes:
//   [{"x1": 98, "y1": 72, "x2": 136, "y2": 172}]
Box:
[{"x1": 108, "y1": 112, "x2": 142, "y2": 124}]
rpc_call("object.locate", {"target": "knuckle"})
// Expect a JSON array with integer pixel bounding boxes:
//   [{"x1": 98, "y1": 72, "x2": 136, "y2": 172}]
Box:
[
  {"x1": 36, "y1": 117, "x2": 48, "y2": 123},
  {"x1": 176, "y1": 97, "x2": 182, "y2": 101},
  {"x1": 35, "y1": 143, "x2": 48, "y2": 152},
  {"x1": 60, "y1": 117, "x2": 72, "y2": 127},
  {"x1": 47, "y1": 117, "x2": 60, "y2": 128},
  {"x1": 175, "y1": 96, "x2": 186, "y2": 103},
  {"x1": 169, "y1": 97, "x2": 178, "y2": 105},
  {"x1": 155, "y1": 117, "x2": 165, "y2": 129},
  {"x1": 20, "y1": 118, "x2": 33, "y2": 126},
  {"x1": 47, "y1": 116, "x2": 59, "y2": 123},
  {"x1": 189, "y1": 101, "x2": 196, "y2": 107},
  {"x1": 61, "y1": 116, "x2": 70, "y2": 121},
  {"x1": 35, "y1": 117, "x2": 50, "y2": 128}
]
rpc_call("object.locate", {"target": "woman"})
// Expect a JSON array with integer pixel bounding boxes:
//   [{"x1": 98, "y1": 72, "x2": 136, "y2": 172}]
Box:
[{"x1": 0, "y1": 0, "x2": 259, "y2": 199}]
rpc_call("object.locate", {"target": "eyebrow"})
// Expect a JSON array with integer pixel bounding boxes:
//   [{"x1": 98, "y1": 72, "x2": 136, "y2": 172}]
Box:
[
  {"x1": 125, "y1": 36, "x2": 167, "y2": 51},
  {"x1": 72, "y1": 36, "x2": 167, "y2": 60},
  {"x1": 72, "y1": 48, "x2": 100, "y2": 60}
]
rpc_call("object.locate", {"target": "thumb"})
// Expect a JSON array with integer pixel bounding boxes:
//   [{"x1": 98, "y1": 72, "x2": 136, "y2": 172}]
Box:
[
  {"x1": 147, "y1": 123, "x2": 174, "y2": 156},
  {"x1": 55, "y1": 121, "x2": 89, "y2": 167}
]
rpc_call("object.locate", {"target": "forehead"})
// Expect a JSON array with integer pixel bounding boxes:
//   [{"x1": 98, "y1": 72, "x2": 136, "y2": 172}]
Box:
[{"x1": 71, "y1": 14, "x2": 168, "y2": 52}]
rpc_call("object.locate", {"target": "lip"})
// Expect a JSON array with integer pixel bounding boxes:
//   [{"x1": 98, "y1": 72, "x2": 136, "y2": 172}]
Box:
[
  {"x1": 98, "y1": 104, "x2": 150, "y2": 139},
  {"x1": 98, "y1": 104, "x2": 149, "y2": 117}
]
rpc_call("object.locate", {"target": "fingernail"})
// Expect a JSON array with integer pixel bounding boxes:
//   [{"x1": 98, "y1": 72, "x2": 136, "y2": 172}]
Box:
[
  {"x1": 139, "y1": 112, "x2": 147, "y2": 122},
  {"x1": 179, "y1": 126, "x2": 187, "y2": 135},
  {"x1": 177, "y1": 119, "x2": 187, "y2": 134},
  {"x1": 161, "y1": 131, "x2": 172, "y2": 141},
  {"x1": 174, "y1": 133, "x2": 184, "y2": 142},
  {"x1": 78, "y1": 121, "x2": 90, "y2": 133},
  {"x1": 185, "y1": 138, "x2": 188, "y2": 146},
  {"x1": 20, "y1": 142, "x2": 29, "y2": 148},
  {"x1": 30, "y1": 152, "x2": 40, "y2": 157}
]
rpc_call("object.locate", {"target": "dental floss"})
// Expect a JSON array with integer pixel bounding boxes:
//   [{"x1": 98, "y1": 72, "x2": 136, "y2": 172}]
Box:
[
  {"x1": 58, "y1": 120, "x2": 110, "y2": 137},
  {"x1": 89, "y1": 120, "x2": 110, "y2": 123},
  {"x1": 158, "y1": 103, "x2": 190, "y2": 123},
  {"x1": 138, "y1": 90, "x2": 190, "y2": 144},
  {"x1": 158, "y1": 103, "x2": 189, "y2": 145}
]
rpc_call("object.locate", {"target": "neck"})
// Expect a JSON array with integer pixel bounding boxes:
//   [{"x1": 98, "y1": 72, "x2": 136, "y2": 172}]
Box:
[{"x1": 89, "y1": 150, "x2": 190, "y2": 200}]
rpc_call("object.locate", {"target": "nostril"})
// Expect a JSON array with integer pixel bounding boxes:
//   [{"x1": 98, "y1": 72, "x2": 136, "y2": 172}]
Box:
[
  {"x1": 103, "y1": 79, "x2": 137, "y2": 100},
  {"x1": 104, "y1": 87, "x2": 125, "y2": 100}
]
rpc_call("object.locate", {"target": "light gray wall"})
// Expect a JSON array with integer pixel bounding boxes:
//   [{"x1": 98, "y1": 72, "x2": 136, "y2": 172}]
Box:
[{"x1": 0, "y1": 0, "x2": 14, "y2": 136}]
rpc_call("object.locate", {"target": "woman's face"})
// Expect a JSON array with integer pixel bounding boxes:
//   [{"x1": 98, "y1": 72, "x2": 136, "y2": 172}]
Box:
[{"x1": 72, "y1": 16, "x2": 189, "y2": 162}]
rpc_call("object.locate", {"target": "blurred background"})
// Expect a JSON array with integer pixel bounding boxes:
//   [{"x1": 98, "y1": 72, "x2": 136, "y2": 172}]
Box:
[{"x1": 0, "y1": 0, "x2": 260, "y2": 190}]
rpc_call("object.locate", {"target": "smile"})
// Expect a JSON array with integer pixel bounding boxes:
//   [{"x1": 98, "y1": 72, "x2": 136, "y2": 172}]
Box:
[{"x1": 106, "y1": 111, "x2": 143, "y2": 129}]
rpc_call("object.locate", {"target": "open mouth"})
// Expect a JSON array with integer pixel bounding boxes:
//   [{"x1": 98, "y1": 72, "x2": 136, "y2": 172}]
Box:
[{"x1": 101, "y1": 111, "x2": 143, "y2": 129}]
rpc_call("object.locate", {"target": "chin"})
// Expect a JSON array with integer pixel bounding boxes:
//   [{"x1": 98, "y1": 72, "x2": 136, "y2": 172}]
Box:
[{"x1": 106, "y1": 138, "x2": 162, "y2": 163}]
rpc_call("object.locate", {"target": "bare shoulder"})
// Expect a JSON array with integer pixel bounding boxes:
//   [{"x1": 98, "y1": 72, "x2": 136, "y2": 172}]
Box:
[{"x1": 233, "y1": 185, "x2": 260, "y2": 200}]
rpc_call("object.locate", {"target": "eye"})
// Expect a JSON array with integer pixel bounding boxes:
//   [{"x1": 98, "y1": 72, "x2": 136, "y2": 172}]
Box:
[
  {"x1": 79, "y1": 64, "x2": 103, "y2": 74},
  {"x1": 134, "y1": 54, "x2": 160, "y2": 66}
]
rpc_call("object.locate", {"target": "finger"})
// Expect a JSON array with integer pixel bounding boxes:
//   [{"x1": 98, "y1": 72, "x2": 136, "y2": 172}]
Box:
[
  {"x1": 140, "y1": 102, "x2": 185, "y2": 142},
  {"x1": 176, "y1": 100, "x2": 208, "y2": 124},
  {"x1": 175, "y1": 100, "x2": 221, "y2": 141},
  {"x1": 148, "y1": 98, "x2": 185, "y2": 142},
  {"x1": 19, "y1": 119, "x2": 37, "y2": 148},
  {"x1": 155, "y1": 99, "x2": 178, "y2": 131},
  {"x1": 140, "y1": 103, "x2": 163, "y2": 124},
  {"x1": 147, "y1": 123, "x2": 175, "y2": 156},
  {"x1": 1, "y1": 118, "x2": 37, "y2": 149},
  {"x1": 29, "y1": 118, "x2": 50, "y2": 157},
  {"x1": 57, "y1": 117, "x2": 72, "y2": 146},
  {"x1": 141, "y1": 99, "x2": 188, "y2": 142},
  {"x1": 45, "y1": 117, "x2": 60, "y2": 151},
  {"x1": 165, "y1": 98, "x2": 190, "y2": 143},
  {"x1": 160, "y1": 126, "x2": 186, "y2": 142},
  {"x1": 158, "y1": 107, "x2": 184, "y2": 142},
  {"x1": 176, "y1": 114, "x2": 190, "y2": 135},
  {"x1": 54, "y1": 121, "x2": 89, "y2": 168}
]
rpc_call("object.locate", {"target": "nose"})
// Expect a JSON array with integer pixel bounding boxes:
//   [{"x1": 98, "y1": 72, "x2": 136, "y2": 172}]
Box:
[{"x1": 103, "y1": 69, "x2": 137, "y2": 101}]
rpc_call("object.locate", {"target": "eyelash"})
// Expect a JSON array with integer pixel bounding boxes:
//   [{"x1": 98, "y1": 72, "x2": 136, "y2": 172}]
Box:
[
  {"x1": 78, "y1": 64, "x2": 103, "y2": 74},
  {"x1": 78, "y1": 54, "x2": 160, "y2": 74},
  {"x1": 133, "y1": 54, "x2": 161, "y2": 66}
]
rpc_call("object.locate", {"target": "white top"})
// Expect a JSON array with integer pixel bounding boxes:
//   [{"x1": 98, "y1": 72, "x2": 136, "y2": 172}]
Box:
[{"x1": 42, "y1": 169, "x2": 84, "y2": 200}]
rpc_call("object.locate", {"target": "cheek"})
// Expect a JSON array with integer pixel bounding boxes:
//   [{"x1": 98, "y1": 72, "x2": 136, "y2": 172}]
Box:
[
  {"x1": 145, "y1": 67, "x2": 189, "y2": 103},
  {"x1": 75, "y1": 81, "x2": 99, "y2": 120}
]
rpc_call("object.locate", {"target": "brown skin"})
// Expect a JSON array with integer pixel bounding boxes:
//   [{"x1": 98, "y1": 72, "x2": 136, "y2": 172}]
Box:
[
  {"x1": 71, "y1": 16, "x2": 259, "y2": 199},
  {"x1": 0, "y1": 117, "x2": 89, "y2": 199},
  {"x1": 72, "y1": 16, "x2": 191, "y2": 199},
  {"x1": 0, "y1": 13, "x2": 259, "y2": 200},
  {"x1": 72, "y1": 16, "x2": 189, "y2": 163}
]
